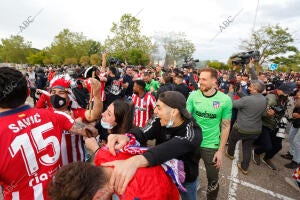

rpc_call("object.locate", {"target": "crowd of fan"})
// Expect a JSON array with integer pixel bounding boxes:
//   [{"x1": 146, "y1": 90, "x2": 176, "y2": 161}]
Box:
[
  {"x1": 1, "y1": 54, "x2": 300, "y2": 200},
  {"x1": 26, "y1": 56, "x2": 300, "y2": 194}
]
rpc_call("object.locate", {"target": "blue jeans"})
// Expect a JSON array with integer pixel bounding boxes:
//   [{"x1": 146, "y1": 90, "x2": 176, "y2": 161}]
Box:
[
  {"x1": 289, "y1": 125, "x2": 300, "y2": 163},
  {"x1": 180, "y1": 177, "x2": 199, "y2": 200}
]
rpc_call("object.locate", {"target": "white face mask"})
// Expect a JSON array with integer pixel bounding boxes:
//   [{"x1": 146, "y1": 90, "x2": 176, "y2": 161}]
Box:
[
  {"x1": 100, "y1": 119, "x2": 114, "y2": 130},
  {"x1": 166, "y1": 110, "x2": 174, "y2": 128},
  {"x1": 241, "y1": 81, "x2": 247, "y2": 86}
]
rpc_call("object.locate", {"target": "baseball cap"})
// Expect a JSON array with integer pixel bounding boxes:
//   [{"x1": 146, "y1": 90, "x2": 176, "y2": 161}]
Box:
[
  {"x1": 278, "y1": 83, "x2": 293, "y2": 95},
  {"x1": 50, "y1": 78, "x2": 70, "y2": 90},
  {"x1": 158, "y1": 91, "x2": 191, "y2": 119}
]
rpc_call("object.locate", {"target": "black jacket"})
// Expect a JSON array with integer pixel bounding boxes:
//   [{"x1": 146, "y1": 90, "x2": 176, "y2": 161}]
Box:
[
  {"x1": 130, "y1": 117, "x2": 202, "y2": 182},
  {"x1": 175, "y1": 83, "x2": 190, "y2": 100}
]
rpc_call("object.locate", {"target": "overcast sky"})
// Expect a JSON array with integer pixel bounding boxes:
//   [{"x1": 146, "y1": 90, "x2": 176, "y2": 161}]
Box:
[{"x1": 0, "y1": 0, "x2": 299, "y2": 63}]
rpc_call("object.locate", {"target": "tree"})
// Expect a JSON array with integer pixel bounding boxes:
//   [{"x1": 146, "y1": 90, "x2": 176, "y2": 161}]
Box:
[
  {"x1": 0, "y1": 35, "x2": 32, "y2": 63},
  {"x1": 64, "y1": 58, "x2": 78, "y2": 65},
  {"x1": 87, "y1": 40, "x2": 102, "y2": 56},
  {"x1": 240, "y1": 24, "x2": 297, "y2": 66},
  {"x1": 104, "y1": 14, "x2": 152, "y2": 65},
  {"x1": 152, "y1": 32, "x2": 195, "y2": 66},
  {"x1": 90, "y1": 54, "x2": 101, "y2": 65},
  {"x1": 48, "y1": 29, "x2": 102, "y2": 65},
  {"x1": 207, "y1": 60, "x2": 227, "y2": 70},
  {"x1": 27, "y1": 50, "x2": 46, "y2": 65},
  {"x1": 271, "y1": 50, "x2": 300, "y2": 71},
  {"x1": 80, "y1": 56, "x2": 90, "y2": 66}
]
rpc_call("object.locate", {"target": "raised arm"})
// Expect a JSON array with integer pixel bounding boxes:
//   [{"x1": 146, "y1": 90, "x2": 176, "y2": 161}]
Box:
[{"x1": 84, "y1": 78, "x2": 102, "y2": 122}]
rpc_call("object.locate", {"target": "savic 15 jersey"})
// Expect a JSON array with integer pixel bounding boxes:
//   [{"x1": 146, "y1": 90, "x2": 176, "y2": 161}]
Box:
[{"x1": 0, "y1": 105, "x2": 74, "y2": 200}]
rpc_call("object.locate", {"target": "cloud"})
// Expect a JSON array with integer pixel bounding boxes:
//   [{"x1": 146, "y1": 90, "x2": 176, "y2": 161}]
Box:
[
  {"x1": 0, "y1": 0, "x2": 299, "y2": 63},
  {"x1": 260, "y1": 0, "x2": 300, "y2": 20}
]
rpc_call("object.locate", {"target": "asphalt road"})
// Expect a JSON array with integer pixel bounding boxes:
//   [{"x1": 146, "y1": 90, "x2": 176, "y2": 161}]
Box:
[{"x1": 198, "y1": 140, "x2": 299, "y2": 200}]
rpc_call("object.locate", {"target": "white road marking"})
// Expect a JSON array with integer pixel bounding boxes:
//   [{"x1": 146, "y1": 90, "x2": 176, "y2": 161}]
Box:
[
  {"x1": 198, "y1": 142, "x2": 296, "y2": 200},
  {"x1": 229, "y1": 177, "x2": 296, "y2": 200},
  {"x1": 228, "y1": 141, "x2": 240, "y2": 200}
]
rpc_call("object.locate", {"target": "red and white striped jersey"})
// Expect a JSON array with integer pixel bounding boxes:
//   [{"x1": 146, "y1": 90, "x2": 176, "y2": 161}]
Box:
[
  {"x1": 0, "y1": 105, "x2": 74, "y2": 200},
  {"x1": 132, "y1": 92, "x2": 156, "y2": 127},
  {"x1": 48, "y1": 107, "x2": 86, "y2": 166}
]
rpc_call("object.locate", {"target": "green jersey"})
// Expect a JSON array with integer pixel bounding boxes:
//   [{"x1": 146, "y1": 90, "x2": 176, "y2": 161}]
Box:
[
  {"x1": 186, "y1": 90, "x2": 232, "y2": 149},
  {"x1": 145, "y1": 79, "x2": 160, "y2": 92}
]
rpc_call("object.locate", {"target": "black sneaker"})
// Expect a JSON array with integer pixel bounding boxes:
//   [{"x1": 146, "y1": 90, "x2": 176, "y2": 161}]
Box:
[
  {"x1": 281, "y1": 152, "x2": 293, "y2": 160},
  {"x1": 252, "y1": 150, "x2": 260, "y2": 165},
  {"x1": 284, "y1": 161, "x2": 299, "y2": 169},
  {"x1": 207, "y1": 182, "x2": 219, "y2": 200},
  {"x1": 262, "y1": 158, "x2": 277, "y2": 170}
]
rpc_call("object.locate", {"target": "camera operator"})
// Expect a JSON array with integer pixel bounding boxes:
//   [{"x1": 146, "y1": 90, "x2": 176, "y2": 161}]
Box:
[
  {"x1": 226, "y1": 80, "x2": 267, "y2": 175},
  {"x1": 252, "y1": 83, "x2": 293, "y2": 170}
]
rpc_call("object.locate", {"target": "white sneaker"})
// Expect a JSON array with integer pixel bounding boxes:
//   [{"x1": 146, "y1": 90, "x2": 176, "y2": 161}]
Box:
[{"x1": 285, "y1": 177, "x2": 300, "y2": 192}]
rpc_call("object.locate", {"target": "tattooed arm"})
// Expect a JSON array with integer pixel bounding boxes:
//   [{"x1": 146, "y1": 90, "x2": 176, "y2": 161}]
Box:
[
  {"x1": 212, "y1": 119, "x2": 231, "y2": 168},
  {"x1": 69, "y1": 121, "x2": 98, "y2": 137},
  {"x1": 219, "y1": 119, "x2": 231, "y2": 152}
]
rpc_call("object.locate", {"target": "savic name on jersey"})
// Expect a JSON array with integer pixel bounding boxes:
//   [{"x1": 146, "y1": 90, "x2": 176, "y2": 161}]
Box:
[
  {"x1": 8, "y1": 113, "x2": 41, "y2": 133},
  {"x1": 0, "y1": 106, "x2": 75, "y2": 200}
]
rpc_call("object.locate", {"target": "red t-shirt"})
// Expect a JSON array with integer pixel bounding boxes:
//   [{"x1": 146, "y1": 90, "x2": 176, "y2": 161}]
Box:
[
  {"x1": 94, "y1": 147, "x2": 180, "y2": 200},
  {"x1": 0, "y1": 105, "x2": 74, "y2": 200}
]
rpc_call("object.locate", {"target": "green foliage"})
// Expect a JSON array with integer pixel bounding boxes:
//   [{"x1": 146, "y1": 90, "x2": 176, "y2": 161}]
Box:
[
  {"x1": 48, "y1": 29, "x2": 102, "y2": 65},
  {"x1": 0, "y1": 35, "x2": 32, "y2": 63},
  {"x1": 90, "y1": 54, "x2": 101, "y2": 65},
  {"x1": 240, "y1": 24, "x2": 298, "y2": 66},
  {"x1": 126, "y1": 48, "x2": 149, "y2": 65},
  {"x1": 104, "y1": 14, "x2": 152, "y2": 65},
  {"x1": 80, "y1": 56, "x2": 90, "y2": 66},
  {"x1": 271, "y1": 51, "x2": 300, "y2": 72},
  {"x1": 26, "y1": 50, "x2": 46, "y2": 65},
  {"x1": 87, "y1": 40, "x2": 102, "y2": 56},
  {"x1": 64, "y1": 57, "x2": 78, "y2": 65},
  {"x1": 206, "y1": 60, "x2": 227, "y2": 70}
]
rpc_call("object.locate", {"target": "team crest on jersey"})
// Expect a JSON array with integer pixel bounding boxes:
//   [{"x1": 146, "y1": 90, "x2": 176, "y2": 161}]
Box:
[
  {"x1": 18, "y1": 113, "x2": 26, "y2": 118},
  {"x1": 213, "y1": 101, "x2": 220, "y2": 109}
]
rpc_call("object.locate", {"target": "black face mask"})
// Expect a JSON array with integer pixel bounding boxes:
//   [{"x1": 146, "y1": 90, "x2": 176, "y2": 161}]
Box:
[{"x1": 50, "y1": 94, "x2": 67, "y2": 109}]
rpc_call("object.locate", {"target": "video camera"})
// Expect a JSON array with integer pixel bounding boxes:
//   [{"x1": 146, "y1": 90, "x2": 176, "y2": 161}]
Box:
[
  {"x1": 230, "y1": 51, "x2": 260, "y2": 66},
  {"x1": 268, "y1": 105, "x2": 288, "y2": 138},
  {"x1": 270, "y1": 105, "x2": 285, "y2": 117},
  {"x1": 182, "y1": 57, "x2": 199, "y2": 68}
]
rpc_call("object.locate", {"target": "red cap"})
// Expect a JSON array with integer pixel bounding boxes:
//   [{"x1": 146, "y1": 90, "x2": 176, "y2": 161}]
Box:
[{"x1": 50, "y1": 78, "x2": 71, "y2": 90}]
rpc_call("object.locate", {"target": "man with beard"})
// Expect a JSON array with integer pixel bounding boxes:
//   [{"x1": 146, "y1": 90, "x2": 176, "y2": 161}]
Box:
[{"x1": 186, "y1": 67, "x2": 232, "y2": 200}]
